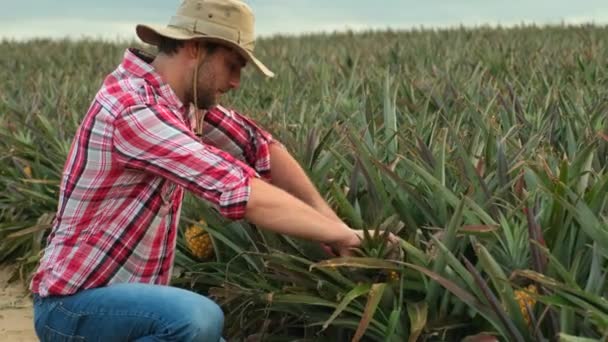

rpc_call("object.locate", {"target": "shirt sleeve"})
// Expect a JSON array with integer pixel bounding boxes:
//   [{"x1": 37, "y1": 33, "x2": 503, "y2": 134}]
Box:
[
  {"x1": 112, "y1": 104, "x2": 257, "y2": 220},
  {"x1": 201, "y1": 105, "x2": 277, "y2": 181}
]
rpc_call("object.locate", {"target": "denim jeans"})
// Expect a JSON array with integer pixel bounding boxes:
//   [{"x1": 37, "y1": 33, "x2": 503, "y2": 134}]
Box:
[{"x1": 33, "y1": 283, "x2": 225, "y2": 341}]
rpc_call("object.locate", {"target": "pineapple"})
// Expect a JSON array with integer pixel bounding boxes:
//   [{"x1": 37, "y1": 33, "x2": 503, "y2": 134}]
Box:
[
  {"x1": 514, "y1": 284, "x2": 537, "y2": 326},
  {"x1": 185, "y1": 220, "x2": 214, "y2": 260},
  {"x1": 23, "y1": 165, "x2": 32, "y2": 178},
  {"x1": 387, "y1": 270, "x2": 400, "y2": 282}
]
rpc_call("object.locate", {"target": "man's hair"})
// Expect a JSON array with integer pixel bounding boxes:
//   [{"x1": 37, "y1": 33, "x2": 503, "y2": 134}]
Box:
[
  {"x1": 157, "y1": 36, "x2": 185, "y2": 55},
  {"x1": 157, "y1": 36, "x2": 221, "y2": 56}
]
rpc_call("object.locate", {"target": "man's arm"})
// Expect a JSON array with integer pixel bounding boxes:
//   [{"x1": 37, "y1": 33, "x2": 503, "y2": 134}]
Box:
[
  {"x1": 114, "y1": 104, "x2": 259, "y2": 219},
  {"x1": 245, "y1": 178, "x2": 362, "y2": 256},
  {"x1": 114, "y1": 106, "x2": 393, "y2": 254},
  {"x1": 201, "y1": 106, "x2": 342, "y2": 223},
  {"x1": 113, "y1": 105, "x2": 361, "y2": 246},
  {"x1": 201, "y1": 107, "x2": 335, "y2": 219},
  {"x1": 201, "y1": 106, "x2": 273, "y2": 180},
  {"x1": 269, "y1": 142, "x2": 342, "y2": 223}
]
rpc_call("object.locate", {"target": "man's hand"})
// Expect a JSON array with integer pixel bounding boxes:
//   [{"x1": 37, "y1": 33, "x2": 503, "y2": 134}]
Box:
[{"x1": 329, "y1": 230, "x2": 401, "y2": 258}]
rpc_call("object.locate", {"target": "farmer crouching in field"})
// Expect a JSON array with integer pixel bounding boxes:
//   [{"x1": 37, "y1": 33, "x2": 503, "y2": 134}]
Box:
[{"x1": 29, "y1": 0, "x2": 398, "y2": 341}]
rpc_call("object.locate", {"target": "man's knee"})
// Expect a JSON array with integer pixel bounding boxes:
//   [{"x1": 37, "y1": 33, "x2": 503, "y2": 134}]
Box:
[
  {"x1": 170, "y1": 294, "x2": 224, "y2": 341},
  {"x1": 192, "y1": 297, "x2": 224, "y2": 340}
]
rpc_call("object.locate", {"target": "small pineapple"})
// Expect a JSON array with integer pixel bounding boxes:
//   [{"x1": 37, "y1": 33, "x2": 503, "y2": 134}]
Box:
[
  {"x1": 185, "y1": 220, "x2": 214, "y2": 260},
  {"x1": 23, "y1": 165, "x2": 32, "y2": 178},
  {"x1": 387, "y1": 270, "x2": 399, "y2": 282},
  {"x1": 514, "y1": 284, "x2": 537, "y2": 325}
]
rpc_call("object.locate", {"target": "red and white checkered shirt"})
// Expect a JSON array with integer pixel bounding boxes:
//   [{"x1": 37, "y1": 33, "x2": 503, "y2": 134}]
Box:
[{"x1": 31, "y1": 49, "x2": 274, "y2": 297}]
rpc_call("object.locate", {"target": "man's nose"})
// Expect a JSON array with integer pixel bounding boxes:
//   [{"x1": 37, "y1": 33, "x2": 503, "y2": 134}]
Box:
[
  {"x1": 229, "y1": 76, "x2": 240, "y2": 90},
  {"x1": 229, "y1": 68, "x2": 242, "y2": 90}
]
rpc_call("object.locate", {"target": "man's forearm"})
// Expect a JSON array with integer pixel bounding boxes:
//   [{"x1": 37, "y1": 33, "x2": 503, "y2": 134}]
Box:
[
  {"x1": 245, "y1": 178, "x2": 353, "y2": 244},
  {"x1": 268, "y1": 143, "x2": 342, "y2": 222}
]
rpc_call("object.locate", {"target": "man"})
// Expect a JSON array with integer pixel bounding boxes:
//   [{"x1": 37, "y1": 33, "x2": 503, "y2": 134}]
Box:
[{"x1": 30, "y1": 0, "x2": 397, "y2": 341}]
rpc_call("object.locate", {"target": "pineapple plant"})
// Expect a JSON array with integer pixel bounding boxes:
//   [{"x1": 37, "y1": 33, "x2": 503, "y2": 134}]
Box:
[{"x1": 2, "y1": 26, "x2": 608, "y2": 341}]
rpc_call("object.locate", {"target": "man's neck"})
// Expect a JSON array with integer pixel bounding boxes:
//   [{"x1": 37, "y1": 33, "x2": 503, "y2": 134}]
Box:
[{"x1": 151, "y1": 54, "x2": 189, "y2": 105}]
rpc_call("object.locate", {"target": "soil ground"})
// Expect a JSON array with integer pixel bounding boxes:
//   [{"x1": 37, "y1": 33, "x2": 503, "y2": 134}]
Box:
[{"x1": 0, "y1": 265, "x2": 37, "y2": 341}]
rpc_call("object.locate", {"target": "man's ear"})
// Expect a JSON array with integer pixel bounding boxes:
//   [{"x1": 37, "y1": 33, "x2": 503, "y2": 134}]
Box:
[{"x1": 184, "y1": 41, "x2": 206, "y2": 61}]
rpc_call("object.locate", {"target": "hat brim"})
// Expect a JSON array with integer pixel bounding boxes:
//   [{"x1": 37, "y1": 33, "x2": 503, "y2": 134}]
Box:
[{"x1": 136, "y1": 24, "x2": 274, "y2": 78}]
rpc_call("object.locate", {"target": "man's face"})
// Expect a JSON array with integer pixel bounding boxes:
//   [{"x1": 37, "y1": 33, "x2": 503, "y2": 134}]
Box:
[{"x1": 194, "y1": 46, "x2": 246, "y2": 109}]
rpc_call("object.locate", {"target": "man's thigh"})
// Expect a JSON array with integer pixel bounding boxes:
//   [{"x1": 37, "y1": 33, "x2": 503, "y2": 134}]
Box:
[{"x1": 34, "y1": 283, "x2": 224, "y2": 342}]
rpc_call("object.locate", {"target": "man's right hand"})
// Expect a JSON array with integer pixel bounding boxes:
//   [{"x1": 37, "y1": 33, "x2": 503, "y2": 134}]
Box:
[{"x1": 330, "y1": 229, "x2": 400, "y2": 257}]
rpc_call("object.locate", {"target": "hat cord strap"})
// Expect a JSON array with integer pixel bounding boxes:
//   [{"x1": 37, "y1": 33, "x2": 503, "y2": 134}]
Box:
[{"x1": 193, "y1": 46, "x2": 204, "y2": 137}]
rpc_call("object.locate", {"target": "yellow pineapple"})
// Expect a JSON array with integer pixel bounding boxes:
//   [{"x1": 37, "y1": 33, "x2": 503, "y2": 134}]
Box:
[
  {"x1": 23, "y1": 165, "x2": 32, "y2": 178},
  {"x1": 185, "y1": 220, "x2": 214, "y2": 260},
  {"x1": 514, "y1": 284, "x2": 537, "y2": 325}
]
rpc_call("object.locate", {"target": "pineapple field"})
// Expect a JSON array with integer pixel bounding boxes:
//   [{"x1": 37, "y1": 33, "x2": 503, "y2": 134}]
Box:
[{"x1": 1, "y1": 25, "x2": 608, "y2": 341}]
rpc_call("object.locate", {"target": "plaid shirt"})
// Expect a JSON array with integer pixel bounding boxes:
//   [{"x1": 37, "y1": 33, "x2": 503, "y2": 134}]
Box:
[{"x1": 31, "y1": 49, "x2": 274, "y2": 297}]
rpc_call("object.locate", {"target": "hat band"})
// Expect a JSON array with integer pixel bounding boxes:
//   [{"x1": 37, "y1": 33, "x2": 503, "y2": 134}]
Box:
[{"x1": 168, "y1": 15, "x2": 255, "y2": 51}]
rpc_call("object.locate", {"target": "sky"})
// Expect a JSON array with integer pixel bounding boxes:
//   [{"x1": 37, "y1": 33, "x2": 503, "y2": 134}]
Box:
[{"x1": 2, "y1": 0, "x2": 608, "y2": 41}]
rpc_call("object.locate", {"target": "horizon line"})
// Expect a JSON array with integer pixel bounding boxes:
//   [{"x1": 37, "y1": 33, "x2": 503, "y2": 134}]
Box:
[{"x1": 2, "y1": 20, "x2": 607, "y2": 43}]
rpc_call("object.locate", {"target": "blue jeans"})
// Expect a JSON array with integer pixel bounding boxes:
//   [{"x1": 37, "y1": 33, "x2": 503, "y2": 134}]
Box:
[{"x1": 33, "y1": 283, "x2": 225, "y2": 341}]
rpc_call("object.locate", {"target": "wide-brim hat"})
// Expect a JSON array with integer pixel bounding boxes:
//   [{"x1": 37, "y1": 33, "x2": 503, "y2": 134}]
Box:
[{"x1": 136, "y1": 0, "x2": 274, "y2": 78}]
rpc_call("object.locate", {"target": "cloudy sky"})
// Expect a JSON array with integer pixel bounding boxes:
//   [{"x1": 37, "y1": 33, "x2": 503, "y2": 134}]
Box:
[{"x1": 2, "y1": 0, "x2": 608, "y2": 41}]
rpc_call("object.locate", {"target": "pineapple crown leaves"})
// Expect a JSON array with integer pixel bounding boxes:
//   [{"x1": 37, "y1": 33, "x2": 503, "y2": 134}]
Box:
[{"x1": 353, "y1": 220, "x2": 404, "y2": 261}]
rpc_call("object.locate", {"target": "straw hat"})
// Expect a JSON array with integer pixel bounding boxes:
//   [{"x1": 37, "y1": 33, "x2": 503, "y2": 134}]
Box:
[{"x1": 136, "y1": 0, "x2": 274, "y2": 77}]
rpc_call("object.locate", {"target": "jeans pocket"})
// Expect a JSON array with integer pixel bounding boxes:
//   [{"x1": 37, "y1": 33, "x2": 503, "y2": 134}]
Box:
[{"x1": 41, "y1": 303, "x2": 86, "y2": 342}]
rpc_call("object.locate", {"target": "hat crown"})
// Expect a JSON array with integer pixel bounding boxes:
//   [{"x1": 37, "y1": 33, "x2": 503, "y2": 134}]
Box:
[
  {"x1": 168, "y1": 0, "x2": 256, "y2": 51},
  {"x1": 177, "y1": 0, "x2": 255, "y2": 34},
  {"x1": 176, "y1": 0, "x2": 254, "y2": 36}
]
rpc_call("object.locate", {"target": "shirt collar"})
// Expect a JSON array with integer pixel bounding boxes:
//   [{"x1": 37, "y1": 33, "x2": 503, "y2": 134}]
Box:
[{"x1": 120, "y1": 48, "x2": 187, "y2": 113}]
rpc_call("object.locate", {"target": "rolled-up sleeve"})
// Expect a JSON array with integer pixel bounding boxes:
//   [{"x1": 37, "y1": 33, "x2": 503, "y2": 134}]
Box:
[
  {"x1": 112, "y1": 104, "x2": 257, "y2": 219},
  {"x1": 201, "y1": 106, "x2": 275, "y2": 181}
]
